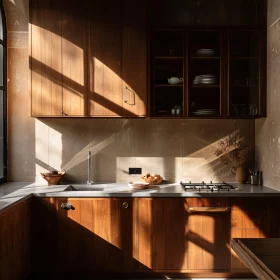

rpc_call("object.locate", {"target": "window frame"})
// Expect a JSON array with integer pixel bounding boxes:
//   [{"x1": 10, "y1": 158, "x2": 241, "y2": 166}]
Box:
[{"x1": 0, "y1": 0, "x2": 7, "y2": 184}]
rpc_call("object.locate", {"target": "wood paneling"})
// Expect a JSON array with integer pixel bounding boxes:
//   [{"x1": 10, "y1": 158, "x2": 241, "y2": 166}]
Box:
[
  {"x1": 0, "y1": 199, "x2": 31, "y2": 279},
  {"x1": 89, "y1": 0, "x2": 123, "y2": 116},
  {"x1": 230, "y1": 198, "x2": 278, "y2": 270},
  {"x1": 187, "y1": 198, "x2": 231, "y2": 270},
  {"x1": 61, "y1": 0, "x2": 87, "y2": 116},
  {"x1": 122, "y1": 0, "x2": 147, "y2": 117},
  {"x1": 138, "y1": 198, "x2": 188, "y2": 270},
  {"x1": 32, "y1": 197, "x2": 57, "y2": 273},
  {"x1": 31, "y1": 0, "x2": 63, "y2": 116}
]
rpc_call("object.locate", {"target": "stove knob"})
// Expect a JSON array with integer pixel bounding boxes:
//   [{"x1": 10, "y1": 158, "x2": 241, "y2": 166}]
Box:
[
  {"x1": 202, "y1": 181, "x2": 204, "y2": 184},
  {"x1": 210, "y1": 181, "x2": 212, "y2": 184},
  {"x1": 189, "y1": 181, "x2": 191, "y2": 184}
]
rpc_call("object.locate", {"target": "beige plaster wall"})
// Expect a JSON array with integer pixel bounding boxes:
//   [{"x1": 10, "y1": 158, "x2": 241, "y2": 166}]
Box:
[
  {"x1": 4, "y1": 0, "x2": 256, "y2": 184},
  {"x1": 255, "y1": 0, "x2": 280, "y2": 190}
]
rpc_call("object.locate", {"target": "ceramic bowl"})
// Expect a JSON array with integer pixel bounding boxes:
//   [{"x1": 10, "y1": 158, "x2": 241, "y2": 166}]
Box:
[{"x1": 41, "y1": 171, "x2": 66, "y2": 185}]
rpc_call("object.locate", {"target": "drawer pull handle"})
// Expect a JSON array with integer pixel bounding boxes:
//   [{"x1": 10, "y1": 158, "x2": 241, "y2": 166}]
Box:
[
  {"x1": 122, "y1": 202, "x2": 129, "y2": 209},
  {"x1": 61, "y1": 202, "x2": 75, "y2": 210},
  {"x1": 189, "y1": 207, "x2": 230, "y2": 213}
]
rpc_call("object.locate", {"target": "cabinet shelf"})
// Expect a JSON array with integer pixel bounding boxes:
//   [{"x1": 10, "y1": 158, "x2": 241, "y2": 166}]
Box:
[
  {"x1": 191, "y1": 84, "x2": 220, "y2": 88},
  {"x1": 191, "y1": 56, "x2": 220, "y2": 60},
  {"x1": 155, "y1": 84, "x2": 183, "y2": 87},
  {"x1": 155, "y1": 56, "x2": 183, "y2": 60}
]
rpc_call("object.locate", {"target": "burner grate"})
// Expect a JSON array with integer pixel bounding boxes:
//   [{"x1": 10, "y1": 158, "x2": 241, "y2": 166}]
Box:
[{"x1": 180, "y1": 181, "x2": 236, "y2": 192}]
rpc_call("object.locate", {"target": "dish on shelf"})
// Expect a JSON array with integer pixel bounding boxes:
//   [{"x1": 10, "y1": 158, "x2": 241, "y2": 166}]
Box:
[
  {"x1": 193, "y1": 74, "x2": 217, "y2": 85},
  {"x1": 192, "y1": 109, "x2": 218, "y2": 115},
  {"x1": 128, "y1": 182, "x2": 150, "y2": 189},
  {"x1": 196, "y1": 48, "x2": 215, "y2": 56}
]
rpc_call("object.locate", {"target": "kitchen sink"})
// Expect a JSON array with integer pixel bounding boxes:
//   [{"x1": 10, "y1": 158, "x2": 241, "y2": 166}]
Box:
[{"x1": 64, "y1": 184, "x2": 105, "y2": 192}]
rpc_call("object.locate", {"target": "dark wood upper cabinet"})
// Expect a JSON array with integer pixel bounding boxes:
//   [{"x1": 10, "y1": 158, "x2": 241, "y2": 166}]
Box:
[
  {"x1": 149, "y1": 0, "x2": 266, "y2": 28},
  {"x1": 31, "y1": 0, "x2": 87, "y2": 117},
  {"x1": 150, "y1": 27, "x2": 266, "y2": 119},
  {"x1": 31, "y1": 0, "x2": 148, "y2": 117},
  {"x1": 30, "y1": 0, "x2": 266, "y2": 118},
  {"x1": 122, "y1": 0, "x2": 147, "y2": 117},
  {"x1": 88, "y1": 0, "x2": 123, "y2": 117}
]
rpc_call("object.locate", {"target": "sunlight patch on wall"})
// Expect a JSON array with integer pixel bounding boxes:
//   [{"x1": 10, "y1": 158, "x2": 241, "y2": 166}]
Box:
[{"x1": 62, "y1": 133, "x2": 116, "y2": 172}]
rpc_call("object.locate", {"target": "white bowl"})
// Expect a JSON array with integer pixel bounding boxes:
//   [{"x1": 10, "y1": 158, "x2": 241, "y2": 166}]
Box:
[{"x1": 128, "y1": 182, "x2": 150, "y2": 189}]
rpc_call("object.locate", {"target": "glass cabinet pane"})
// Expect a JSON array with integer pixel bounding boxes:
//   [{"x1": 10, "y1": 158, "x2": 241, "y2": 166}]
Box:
[
  {"x1": 230, "y1": 31, "x2": 259, "y2": 117},
  {"x1": 188, "y1": 31, "x2": 221, "y2": 117},
  {"x1": 152, "y1": 30, "x2": 184, "y2": 117}
]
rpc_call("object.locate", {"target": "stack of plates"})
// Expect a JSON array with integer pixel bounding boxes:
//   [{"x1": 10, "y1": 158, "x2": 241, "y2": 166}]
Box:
[
  {"x1": 196, "y1": 49, "x2": 215, "y2": 56},
  {"x1": 192, "y1": 109, "x2": 218, "y2": 116},
  {"x1": 193, "y1": 74, "x2": 217, "y2": 85}
]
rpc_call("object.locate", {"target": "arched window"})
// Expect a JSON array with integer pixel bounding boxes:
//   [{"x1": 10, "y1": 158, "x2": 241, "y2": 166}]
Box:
[{"x1": 0, "y1": 0, "x2": 6, "y2": 183}]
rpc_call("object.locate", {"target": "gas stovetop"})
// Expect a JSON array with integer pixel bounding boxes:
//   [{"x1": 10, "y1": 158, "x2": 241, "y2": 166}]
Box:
[{"x1": 180, "y1": 181, "x2": 239, "y2": 192}]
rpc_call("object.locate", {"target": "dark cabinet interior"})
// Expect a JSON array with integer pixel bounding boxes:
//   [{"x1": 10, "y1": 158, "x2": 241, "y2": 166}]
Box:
[
  {"x1": 229, "y1": 31, "x2": 261, "y2": 117},
  {"x1": 150, "y1": 27, "x2": 265, "y2": 119}
]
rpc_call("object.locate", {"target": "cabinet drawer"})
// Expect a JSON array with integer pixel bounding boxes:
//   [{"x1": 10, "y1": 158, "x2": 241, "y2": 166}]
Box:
[{"x1": 187, "y1": 198, "x2": 229, "y2": 207}]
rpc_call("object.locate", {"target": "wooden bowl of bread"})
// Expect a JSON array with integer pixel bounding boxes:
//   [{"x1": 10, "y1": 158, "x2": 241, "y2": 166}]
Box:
[
  {"x1": 141, "y1": 173, "x2": 163, "y2": 185},
  {"x1": 41, "y1": 171, "x2": 66, "y2": 185}
]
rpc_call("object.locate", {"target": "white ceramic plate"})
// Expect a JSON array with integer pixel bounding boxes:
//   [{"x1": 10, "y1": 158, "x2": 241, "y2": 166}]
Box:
[{"x1": 128, "y1": 182, "x2": 150, "y2": 189}]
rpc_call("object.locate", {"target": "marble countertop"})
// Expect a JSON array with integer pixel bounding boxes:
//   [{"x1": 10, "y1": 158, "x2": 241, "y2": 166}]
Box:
[{"x1": 0, "y1": 181, "x2": 280, "y2": 214}]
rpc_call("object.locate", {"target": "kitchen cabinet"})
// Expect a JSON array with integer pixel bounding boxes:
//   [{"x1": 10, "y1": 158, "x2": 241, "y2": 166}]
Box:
[
  {"x1": 137, "y1": 198, "x2": 230, "y2": 271},
  {"x1": 0, "y1": 199, "x2": 31, "y2": 279},
  {"x1": 30, "y1": 0, "x2": 87, "y2": 117},
  {"x1": 150, "y1": 28, "x2": 265, "y2": 118},
  {"x1": 230, "y1": 198, "x2": 279, "y2": 272},
  {"x1": 31, "y1": 0, "x2": 147, "y2": 117},
  {"x1": 121, "y1": 0, "x2": 147, "y2": 117},
  {"x1": 137, "y1": 198, "x2": 188, "y2": 270},
  {"x1": 88, "y1": 0, "x2": 123, "y2": 117},
  {"x1": 88, "y1": 0, "x2": 147, "y2": 117},
  {"x1": 32, "y1": 198, "x2": 137, "y2": 275},
  {"x1": 30, "y1": 196, "x2": 280, "y2": 277},
  {"x1": 187, "y1": 198, "x2": 231, "y2": 270}
]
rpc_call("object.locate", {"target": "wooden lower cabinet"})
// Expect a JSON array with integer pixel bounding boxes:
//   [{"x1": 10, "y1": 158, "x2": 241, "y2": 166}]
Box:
[
  {"x1": 230, "y1": 198, "x2": 279, "y2": 272},
  {"x1": 30, "y1": 197, "x2": 280, "y2": 277},
  {"x1": 0, "y1": 199, "x2": 31, "y2": 279},
  {"x1": 32, "y1": 197, "x2": 137, "y2": 275},
  {"x1": 137, "y1": 198, "x2": 188, "y2": 270},
  {"x1": 136, "y1": 198, "x2": 231, "y2": 272},
  {"x1": 187, "y1": 198, "x2": 231, "y2": 270}
]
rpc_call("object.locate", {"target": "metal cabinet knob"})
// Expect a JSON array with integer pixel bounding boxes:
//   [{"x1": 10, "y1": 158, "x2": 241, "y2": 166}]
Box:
[
  {"x1": 61, "y1": 202, "x2": 74, "y2": 210},
  {"x1": 122, "y1": 202, "x2": 129, "y2": 209}
]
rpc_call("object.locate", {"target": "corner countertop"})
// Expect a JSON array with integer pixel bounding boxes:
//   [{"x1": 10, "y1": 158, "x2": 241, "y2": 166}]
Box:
[{"x1": 0, "y1": 181, "x2": 280, "y2": 214}]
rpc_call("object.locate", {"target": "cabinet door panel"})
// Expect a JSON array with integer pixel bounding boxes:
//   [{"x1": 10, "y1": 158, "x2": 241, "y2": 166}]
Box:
[
  {"x1": 187, "y1": 198, "x2": 231, "y2": 270},
  {"x1": 92, "y1": 198, "x2": 135, "y2": 272},
  {"x1": 230, "y1": 198, "x2": 276, "y2": 270},
  {"x1": 0, "y1": 200, "x2": 31, "y2": 279},
  {"x1": 122, "y1": 0, "x2": 147, "y2": 117},
  {"x1": 89, "y1": 0, "x2": 123, "y2": 116},
  {"x1": 31, "y1": 0, "x2": 63, "y2": 116},
  {"x1": 61, "y1": 0, "x2": 87, "y2": 116},
  {"x1": 32, "y1": 198, "x2": 57, "y2": 273},
  {"x1": 138, "y1": 198, "x2": 188, "y2": 270}
]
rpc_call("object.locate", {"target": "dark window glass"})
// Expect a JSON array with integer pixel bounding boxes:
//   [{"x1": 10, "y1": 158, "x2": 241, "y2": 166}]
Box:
[{"x1": 0, "y1": 0, "x2": 6, "y2": 183}]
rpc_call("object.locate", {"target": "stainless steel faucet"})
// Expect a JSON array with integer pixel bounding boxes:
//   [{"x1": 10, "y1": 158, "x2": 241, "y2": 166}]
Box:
[{"x1": 87, "y1": 151, "x2": 94, "y2": 185}]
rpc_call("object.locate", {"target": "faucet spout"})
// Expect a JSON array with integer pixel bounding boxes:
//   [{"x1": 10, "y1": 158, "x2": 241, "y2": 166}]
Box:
[{"x1": 87, "y1": 151, "x2": 94, "y2": 185}]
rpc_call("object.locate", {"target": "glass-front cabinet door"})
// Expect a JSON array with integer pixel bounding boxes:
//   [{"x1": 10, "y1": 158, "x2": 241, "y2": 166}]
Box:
[
  {"x1": 229, "y1": 30, "x2": 260, "y2": 117},
  {"x1": 188, "y1": 31, "x2": 222, "y2": 117}
]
